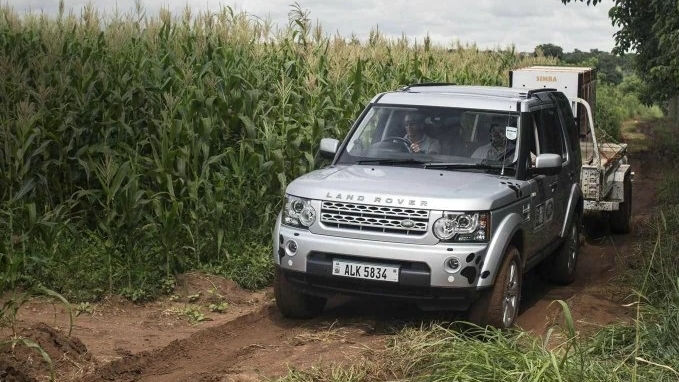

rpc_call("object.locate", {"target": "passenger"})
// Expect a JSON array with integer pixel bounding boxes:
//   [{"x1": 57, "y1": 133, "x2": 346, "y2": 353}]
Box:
[
  {"x1": 404, "y1": 112, "x2": 441, "y2": 154},
  {"x1": 471, "y1": 123, "x2": 515, "y2": 161}
]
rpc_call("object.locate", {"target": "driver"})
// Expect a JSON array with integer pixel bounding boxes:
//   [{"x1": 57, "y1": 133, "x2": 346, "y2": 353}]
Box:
[
  {"x1": 404, "y1": 112, "x2": 441, "y2": 154},
  {"x1": 471, "y1": 123, "x2": 515, "y2": 160}
]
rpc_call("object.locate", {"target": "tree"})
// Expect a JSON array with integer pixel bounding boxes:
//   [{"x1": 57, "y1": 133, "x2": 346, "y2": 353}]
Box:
[
  {"x1": 596, "y1": 52, "x2": 623, "y2": 85},
  {"x1": 561, "y1": 0, "x2": 679, "y2": 107},
  {"x1": 534, "y1": 43, "x2": 564, "y2": 59},
  {"x1": 562, "y1": 49, "x2": 626, "y2": 85}
]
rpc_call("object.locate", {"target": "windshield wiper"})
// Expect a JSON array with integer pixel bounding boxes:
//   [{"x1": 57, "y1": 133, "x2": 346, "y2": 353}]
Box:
[
  {"x1": 424, "y1": 162, "x2": 516, "y2": 175},
  {"x1": 423, "y1": 162, "x2": 500, "y2": 170},
  {"x1": 357, "y1": 158, "x2": 429, "y2": 166}
]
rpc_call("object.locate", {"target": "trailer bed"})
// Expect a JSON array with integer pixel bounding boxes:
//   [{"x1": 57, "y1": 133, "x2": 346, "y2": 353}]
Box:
[{"x1": 580, "y1": 142, "x2": 627, "y2": 168}]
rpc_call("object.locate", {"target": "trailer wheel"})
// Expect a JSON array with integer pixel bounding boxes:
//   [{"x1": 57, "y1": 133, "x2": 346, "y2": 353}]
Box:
[
  {"x1": 609, "y1": 174, "x2": 632, "y2": 234},
  {"x1": 467, "y1": 246, "x2": 522, "y2": 328},
  {"x1": 274, "y1": 268, "x2": 326, "y2": 318}
]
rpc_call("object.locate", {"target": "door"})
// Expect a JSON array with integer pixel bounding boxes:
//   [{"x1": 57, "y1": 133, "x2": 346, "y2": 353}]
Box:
[{"x1": 528, "y1": 106, "x2": 570, "y2": 252}]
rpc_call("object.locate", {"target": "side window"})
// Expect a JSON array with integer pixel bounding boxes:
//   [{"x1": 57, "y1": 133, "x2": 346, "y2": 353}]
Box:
[
  {"x1": 532, "y1": 107, "x2": 567, "y2": 160},
  {"x1": 554, "y1": 94, "x2": 579, "y2": 150}
]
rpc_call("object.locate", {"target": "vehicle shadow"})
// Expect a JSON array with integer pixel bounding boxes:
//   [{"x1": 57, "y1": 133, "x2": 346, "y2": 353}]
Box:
[{"x1": 518, "y1": 214, "x2": 622, "y2": 325}]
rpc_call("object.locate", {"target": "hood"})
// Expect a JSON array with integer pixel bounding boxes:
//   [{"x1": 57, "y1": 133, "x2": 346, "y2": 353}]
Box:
[{"x1": 286, "y1": 165, "x2": 526, "y2": 211}]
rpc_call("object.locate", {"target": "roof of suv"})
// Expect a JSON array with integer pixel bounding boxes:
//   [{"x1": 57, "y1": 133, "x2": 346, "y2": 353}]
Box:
[{"x1": 372, "y1": 85, "x2": 545, "y2": 112}]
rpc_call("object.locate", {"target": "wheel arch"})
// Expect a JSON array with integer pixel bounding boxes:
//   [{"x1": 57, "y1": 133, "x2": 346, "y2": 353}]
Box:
[
  {"x1": 560, "y1": 184, "x2": 583, "y2": 238},
  {"x1": 510, "y1": 229, "x2": 525, "y2": 264},
  {"x1": 476, "y1": 213, "x2": 524, "y2": 289}
]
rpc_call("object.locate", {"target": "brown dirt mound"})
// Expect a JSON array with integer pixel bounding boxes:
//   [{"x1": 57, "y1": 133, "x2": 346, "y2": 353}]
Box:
[
  {"x1": 82, "y1": 306, "x2": 273, "y2": 382},
  {"x1": 0, "y1": 323, "x2": 95, "y2": 381},
  {"x1": 175, "y1": 271, "x2": 253, "y2": 304}
]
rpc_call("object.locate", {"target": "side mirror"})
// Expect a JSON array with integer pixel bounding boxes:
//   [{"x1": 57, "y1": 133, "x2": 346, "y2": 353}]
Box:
[
  {"x1": 319, "y1": 138, "x2": 339, "y2": 160},
  {"x1": 532, "y1": 153, "x2": 562, "y2": 176}
]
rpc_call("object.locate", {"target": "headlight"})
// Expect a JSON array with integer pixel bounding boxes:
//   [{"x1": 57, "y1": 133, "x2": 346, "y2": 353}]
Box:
[
  {"x1": 282, "y1": 195, "x2": 316, "y2": 228},
  {"x1": 433, "y1": 212, "x2": 489, "y2": 242}
]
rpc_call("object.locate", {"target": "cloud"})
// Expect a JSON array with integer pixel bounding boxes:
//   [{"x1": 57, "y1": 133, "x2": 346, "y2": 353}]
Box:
[{"x1": 14, "y1": 0, "x2": 618, "y2": 51}]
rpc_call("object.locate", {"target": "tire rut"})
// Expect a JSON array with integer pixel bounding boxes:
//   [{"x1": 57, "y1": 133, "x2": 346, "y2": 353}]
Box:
[{"x1": 84, "y1": 305, "x2": 291, "y2": 381}]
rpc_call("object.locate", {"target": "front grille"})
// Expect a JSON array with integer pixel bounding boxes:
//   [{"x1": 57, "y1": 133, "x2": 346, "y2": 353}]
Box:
[{"x1": 320, "y1": 201, "x2": 429, "y2": 235}]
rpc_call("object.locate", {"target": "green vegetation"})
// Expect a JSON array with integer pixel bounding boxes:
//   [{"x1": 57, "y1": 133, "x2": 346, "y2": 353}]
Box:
[
  {"x1": 563, "y1": 0, "x2": 679, "y2": 125},
  {"x1": 534, "y1": 44, "x2": 635, "y2": 86},
  {"x1": 0, "y1": 6, "x2": 556, "y2": 301},
  {"x1": 596, "y1": 77, "x2": 663, "y2": 141}
]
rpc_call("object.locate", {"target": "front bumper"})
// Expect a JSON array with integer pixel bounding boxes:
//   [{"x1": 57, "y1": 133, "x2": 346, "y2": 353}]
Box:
[
  {"x1": 279, "y1": 266, "x2": 479, "y2": 309},
  {"x1": 274, "y1": 221, "x2": 490, "y2": 292}
]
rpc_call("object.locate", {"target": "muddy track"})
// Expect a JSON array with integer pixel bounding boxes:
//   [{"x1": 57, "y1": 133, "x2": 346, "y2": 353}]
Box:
[
  {"x1": 85, "y1": 307, "x2": 280, "y2": 381},
  {"x1": 84, "y1": 303, "x2": 393, "y2": 381},
  {"x1": 77, "y1": 121, "x2": 661, "y2": 381}
]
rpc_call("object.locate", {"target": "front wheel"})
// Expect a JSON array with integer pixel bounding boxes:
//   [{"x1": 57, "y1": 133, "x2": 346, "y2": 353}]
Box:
[
  {"x1": 467, "y1": 246, "x2": 522, "y2": 328},
  {"x1": 274, "y1": 268, "x2": 326, "y2": 318}
]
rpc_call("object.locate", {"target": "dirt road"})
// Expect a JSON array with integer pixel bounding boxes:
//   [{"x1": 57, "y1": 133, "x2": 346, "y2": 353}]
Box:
[{"x1": 4, "y1": 121, "x2": 661, "y2": 381}]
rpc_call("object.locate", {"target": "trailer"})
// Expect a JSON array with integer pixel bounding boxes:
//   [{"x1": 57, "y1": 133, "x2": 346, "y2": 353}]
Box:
[
  {"x1": 510, "y1": 66, "x2": 596, "y2": 137},
  {"x1": 511, "y1": 66, "x2": 633, "y2": 233}
]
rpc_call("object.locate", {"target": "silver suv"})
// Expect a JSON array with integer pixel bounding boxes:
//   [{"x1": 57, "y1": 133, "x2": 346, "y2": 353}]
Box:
[{"x1": 272, "y1": 85, "x2": 583, "y2": 328}]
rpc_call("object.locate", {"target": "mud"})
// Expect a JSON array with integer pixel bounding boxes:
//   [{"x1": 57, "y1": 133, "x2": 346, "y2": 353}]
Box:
[
  {"x1": 0, "y1": 323, "x2": 95, "y2": 381},
  {"x1": 3, "y1": 120, "x2": 664, "y2": 381},
  {"x1": 83, "y1": 304, "x2": 389, "y2": 381},
  {"x1": 175, "y1": 271, "x2": 256, "y2": 305}
]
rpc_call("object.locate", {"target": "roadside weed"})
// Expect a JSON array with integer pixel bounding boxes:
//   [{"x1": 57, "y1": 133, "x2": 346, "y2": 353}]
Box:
[{"x1": 208, "y1": 302, "x2": 228, "y2": 313}]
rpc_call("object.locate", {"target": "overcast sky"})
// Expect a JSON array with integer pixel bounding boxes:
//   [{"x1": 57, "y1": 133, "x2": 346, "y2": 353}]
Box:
[{"x1": 15, "y1": 0, "x2": 618, "y2": 52}]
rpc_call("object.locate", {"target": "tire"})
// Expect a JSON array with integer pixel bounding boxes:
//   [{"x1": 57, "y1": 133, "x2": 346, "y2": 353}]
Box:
[
  {"x1": 609, "y1": 174, "x2": 632, "y2": 234},
  {"x1": 467, "y1": 246, "x2": 522, "y2": 328},
  {"x1": 543, "y1": 213, "x2": 580, "y2": 285},
  {"x1": 274, "y1": 268, "x2": 326, "y2": 318}
]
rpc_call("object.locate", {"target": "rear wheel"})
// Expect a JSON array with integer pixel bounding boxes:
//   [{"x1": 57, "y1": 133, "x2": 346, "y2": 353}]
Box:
[
  {"x1": 468, "y1": 246, "x2": 522, "y2": 328},
  {"x1": 609, "y1": 174, "x2": 632, "y2": 233},
  {"x1": 274, "y1": 268, "x2": 326, "y2": 318},
  {"x1": 543, "y1": 212, "x2": 580, "y2": 285}
]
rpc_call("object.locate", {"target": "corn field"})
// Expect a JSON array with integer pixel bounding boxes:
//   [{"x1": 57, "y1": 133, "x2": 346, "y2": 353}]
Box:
[{"x1": 0, "y1": 5, "x2": 556, "y2": 300}]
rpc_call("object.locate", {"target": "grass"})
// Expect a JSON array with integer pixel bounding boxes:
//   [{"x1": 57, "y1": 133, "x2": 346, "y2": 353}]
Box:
[{"x1": 0, "y1": 4, "x2": 557, "y2": 300}]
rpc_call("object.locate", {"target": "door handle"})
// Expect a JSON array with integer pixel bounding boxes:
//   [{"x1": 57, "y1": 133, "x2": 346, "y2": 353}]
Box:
[{"x1": 550, "y1": 182, "x2": 558, "y2": 193}]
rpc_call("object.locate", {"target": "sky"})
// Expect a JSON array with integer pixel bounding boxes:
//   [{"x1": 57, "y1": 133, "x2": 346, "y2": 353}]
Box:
[{"x1": 15, "y1": 0, "x2": 618, "y2": 52}]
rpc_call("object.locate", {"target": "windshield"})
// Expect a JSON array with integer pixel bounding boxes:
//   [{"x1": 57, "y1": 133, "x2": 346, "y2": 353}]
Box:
[{"x1": 337, "y1": 105, "x2": 520, "y2": 173}]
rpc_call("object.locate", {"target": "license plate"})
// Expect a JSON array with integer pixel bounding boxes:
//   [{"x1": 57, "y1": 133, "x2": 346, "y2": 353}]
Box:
[{"x1": 332, "y1": 260, "x2": 399, "y2": 282}]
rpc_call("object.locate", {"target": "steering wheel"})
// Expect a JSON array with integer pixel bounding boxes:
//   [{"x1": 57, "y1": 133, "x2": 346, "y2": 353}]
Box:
[{"x1": 380, "y1": 136, "x2": 412, "y2": 152}]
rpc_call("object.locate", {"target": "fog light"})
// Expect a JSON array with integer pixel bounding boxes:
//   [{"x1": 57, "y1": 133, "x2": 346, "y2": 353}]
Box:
[
  {"x1": 285, "y1": 240, "x2": 298, "y2": 256},
  {"x1": 445, "y1": 257, "x2": 460, "y2": 273}
]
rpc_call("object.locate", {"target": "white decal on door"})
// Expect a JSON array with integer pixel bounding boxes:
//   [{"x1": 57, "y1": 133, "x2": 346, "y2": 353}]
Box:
[{"x1": 534, "y1": 198, "x2": 554, "y2": 232}]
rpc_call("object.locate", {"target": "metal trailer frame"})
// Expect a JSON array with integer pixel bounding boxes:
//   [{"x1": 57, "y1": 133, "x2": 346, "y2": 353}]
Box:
[{"x1": 573, "y1": 97, "x2": 632, "y2": 213}]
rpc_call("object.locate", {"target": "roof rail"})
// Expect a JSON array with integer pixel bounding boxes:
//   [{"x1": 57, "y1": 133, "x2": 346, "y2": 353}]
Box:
[
  {"x1": 400, "y1": 82, "x2": 457, "y2": 91},
  {"x1": 526, "y1": 88, "x2": 557, "y2": 98}
]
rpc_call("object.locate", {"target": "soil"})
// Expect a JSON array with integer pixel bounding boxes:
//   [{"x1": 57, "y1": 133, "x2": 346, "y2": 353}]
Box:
[
  {"x1": 1, "y1": 120, "x2": 664, "y2": 381},
  {"x1": 0, "y1": 323, "x2": 94, "y2": 381}
]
